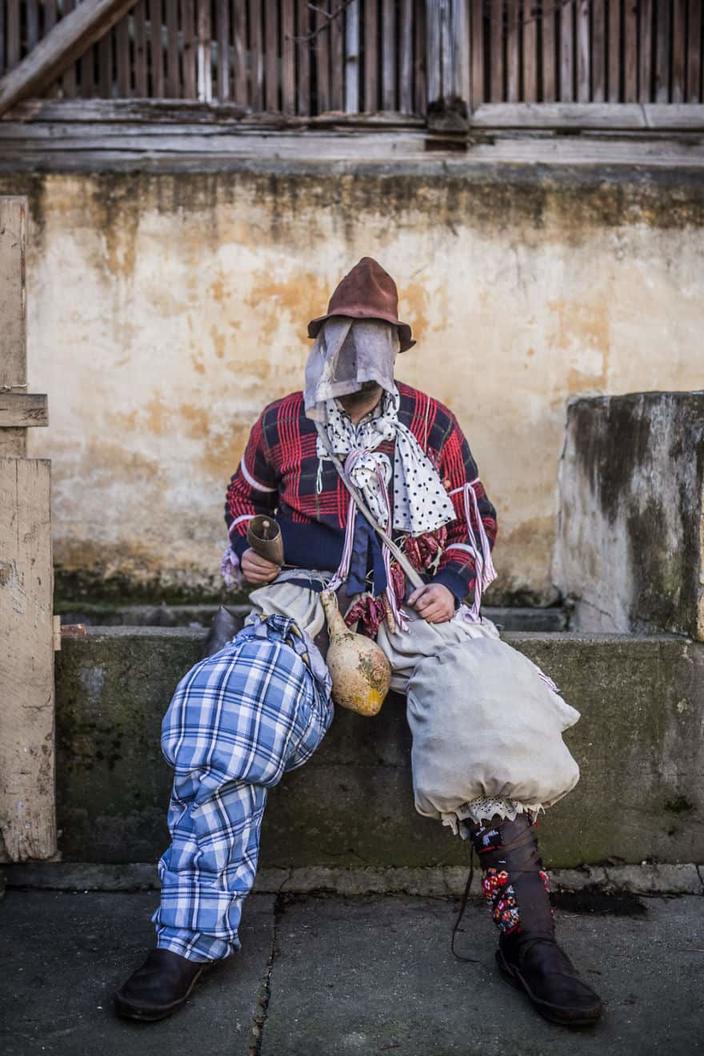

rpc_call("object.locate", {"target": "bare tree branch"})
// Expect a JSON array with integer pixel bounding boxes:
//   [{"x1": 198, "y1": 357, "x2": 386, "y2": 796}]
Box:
[{"x1": 287, "y1": 0, "x2": 357, "y2": 44}]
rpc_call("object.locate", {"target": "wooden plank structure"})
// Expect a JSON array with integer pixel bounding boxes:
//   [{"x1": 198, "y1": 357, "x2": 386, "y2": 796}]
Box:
[
  {"x1": 0, "y1": 196, "x2": 55, "y2": 864},
  {"x1": 0, "y1": 0, "x2": 702, "y2": 121}
]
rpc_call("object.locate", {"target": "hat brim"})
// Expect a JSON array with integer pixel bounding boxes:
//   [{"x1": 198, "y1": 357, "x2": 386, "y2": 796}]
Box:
[{"x1": 307, "y1": 310, "x2": 415, "y2": 353}]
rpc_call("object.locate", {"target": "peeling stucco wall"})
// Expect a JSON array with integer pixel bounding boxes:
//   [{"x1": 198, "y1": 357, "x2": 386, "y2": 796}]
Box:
[{"x1": 4, "y1": 168, "x2": 703, "y2": 602}]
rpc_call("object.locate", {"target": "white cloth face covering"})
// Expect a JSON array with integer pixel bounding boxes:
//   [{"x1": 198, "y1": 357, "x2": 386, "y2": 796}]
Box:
[{"x1": 304, "y1": 317, "x2": 398, "y2": 420}]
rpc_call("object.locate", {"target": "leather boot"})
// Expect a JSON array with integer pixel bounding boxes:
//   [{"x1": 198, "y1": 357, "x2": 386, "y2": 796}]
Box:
[
  {"x1": 469, "y1": 814, "x2": 603, "y2": 1027},
  {"x1": 113, "y1": 949, "x2": 207, "y2": 1022}
]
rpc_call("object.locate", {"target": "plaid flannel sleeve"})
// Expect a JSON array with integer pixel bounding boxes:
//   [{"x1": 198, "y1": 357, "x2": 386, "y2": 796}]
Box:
[
  {"x1": 225, "y1": 408, "x2": 280, "y2": 561},
  {"x1": 431, "y1": 414, "x2": 498, "y2": 603}
]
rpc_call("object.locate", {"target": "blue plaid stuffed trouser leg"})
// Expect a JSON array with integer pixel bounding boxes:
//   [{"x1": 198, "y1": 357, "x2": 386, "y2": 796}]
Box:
[{"x1": 152, "y1": 614, "x2": 333, "y2": 962}]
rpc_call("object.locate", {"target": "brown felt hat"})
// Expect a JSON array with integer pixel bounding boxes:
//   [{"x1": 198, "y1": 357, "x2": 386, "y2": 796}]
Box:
[{"x1": 307, "y1": 257, "x2": 415, "y2": 353}]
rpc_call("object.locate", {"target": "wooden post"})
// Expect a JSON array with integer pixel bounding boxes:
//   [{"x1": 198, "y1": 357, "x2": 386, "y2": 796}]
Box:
[
  {"x1": 0, "y1": 197, "x2": 55, "y2": 863},
  {"x1": 426, "y1": 0, "x2": 469, "y2": 124},
  {"x1": 344, "y1": 0, "x2": 360, "y2": 114}
]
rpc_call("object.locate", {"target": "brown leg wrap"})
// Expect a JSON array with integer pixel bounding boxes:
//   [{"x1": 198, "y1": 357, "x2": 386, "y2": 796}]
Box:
[{"x1": 468, "y1": 813, "x2": 553, "y2": 938}]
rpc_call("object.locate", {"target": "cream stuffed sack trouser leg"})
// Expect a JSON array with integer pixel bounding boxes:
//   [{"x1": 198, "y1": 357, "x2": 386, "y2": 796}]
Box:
[
  {"x1": 250, "y1": 578, "x2": 581, "y2": 831},
  {"x1": 376, "y1": 607, "x2": 581, "y2": 831}
]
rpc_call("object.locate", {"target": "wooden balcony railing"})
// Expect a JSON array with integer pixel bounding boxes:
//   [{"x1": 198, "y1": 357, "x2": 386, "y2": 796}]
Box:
[{"x1": 0, "y1": 1, "x2": 702, "y2": 120}]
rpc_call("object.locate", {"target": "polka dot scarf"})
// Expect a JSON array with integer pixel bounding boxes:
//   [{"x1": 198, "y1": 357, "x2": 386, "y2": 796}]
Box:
[{"x1": 319, "y1": 387, "x2": 456, "y2": 535}]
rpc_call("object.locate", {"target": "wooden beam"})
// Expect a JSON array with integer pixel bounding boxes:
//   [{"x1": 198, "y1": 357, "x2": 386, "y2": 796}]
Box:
[
  {"x1": 0, "y1": 456, "x2": 56, "y2": 862},
  {"x1": 0, "y1": 197, "x2": 27, "y2": 458},
  {"x1": 0, "y1": 0, "x2": 139, "y2": 120},
  {"x1": 469, "y1": 102, "x2": 704, "y2": 130},
  {"x1": 0, "y1": 393, "x2": 48, "y2": 429},
  {"x1": 0, "y1": 194, "x2": 56, "y2": 863}
]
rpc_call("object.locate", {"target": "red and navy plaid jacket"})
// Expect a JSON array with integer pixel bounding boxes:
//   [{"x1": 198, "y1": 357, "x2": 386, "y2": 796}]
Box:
[{"x1": 225, "y1": 382, "x2": 497, "y2": 604}]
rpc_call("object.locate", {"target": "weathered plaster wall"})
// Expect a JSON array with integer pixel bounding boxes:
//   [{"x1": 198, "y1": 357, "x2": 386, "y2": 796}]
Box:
[{"x1": 4, "y1": 168, "x2": 703, "y2": 602}]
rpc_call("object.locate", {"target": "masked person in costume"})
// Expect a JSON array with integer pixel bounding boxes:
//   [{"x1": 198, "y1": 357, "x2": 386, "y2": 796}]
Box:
[{"x1": 115, "y1": 258, "x2": 602, "y2": 1028}]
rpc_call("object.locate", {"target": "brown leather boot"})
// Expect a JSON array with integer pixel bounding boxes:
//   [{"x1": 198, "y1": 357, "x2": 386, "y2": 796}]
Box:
[
  {"x1": 113, "y1": 949, "x2": 207, "y2": 1022},
  {"x1": 469, "y1": 814, "x2": 603, "y2": 1027}
]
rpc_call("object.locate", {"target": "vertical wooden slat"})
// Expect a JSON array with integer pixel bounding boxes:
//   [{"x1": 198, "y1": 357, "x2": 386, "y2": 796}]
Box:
[
  {"x1": 197, "y1": 0, "x2": 212, "y2": 102},
  {"x1": 296, "y1": 0, "x2": 310, "y2": 115},
  {"x1": 469, "y1": 0, "x2": 483, "y2": 107},
  {"x1": 414, "y1": 0, "x2": 427, "y2": 113},
  {"x1": 381, "y1": 0, "x2": 396, "y2": 109},
  {"x1": 560, "y1": 0, "x2": 574, "y2": 101},
  {"x1": 687, "y1": 0, "x2": 702, "y2": 102},
  {"x1": 315, "y1": 5, "x2": 330, "y2": 112},
  {"x1": 506, "y1": 0, "x2": 519, "y2": 102},
  {"x1": 654, "y1": 0, "x2": 671, "y2": 102},
  {"x1": 364, "y1": 0, "x2": 378, "y2": 111},
  {"x1": 26, "y1": 0, "x2": 39, "y2": 51},
  {"x1": 216, "y1": 0, "x2": 231, "y2": 100},
  {"x1": 440, "y1": 0, "x2": 453, "y2": 101},
  {"x1": 98, "y1": 28, "x2": 112, "y2": 97},
  {"x1": 117, "y1": 14, "x2": 131, "y2": 96},
  {"x1": 591, "y1": 0, "x2": 606, "y2": 101},
  {"x1": 249, "y1": 0, "x2": 263, "y2": 109},
  {"x1": 150, "y1": 0, "x2": 164, "y2": 97},
  {"x1": 6, "y1": 0, "x2": 20, "y2": 70},
  {"x1": 489, "y1": 0, "x2": 504, "y2": 101},
  {"x1": 624, "y1": 0, "x2": 637, "y2": 100},
  {"x1": 523, "y1": 0, "x2": 537, "y2": 102},
  {"x1": 166, "y1": 0, "x2": 180, "y2": 97},
  {"x1": 331, "y1": 0, "x2": 345, "y2": 109},
  {"x1": 182, "y1": 0, "x2": 196, "y2": 99},
  {"x1": 44, "y1": 0, "x2": 57, "y2": 34},
  {"x1": 345, "y1": 0, "x2": 361, "y2": 113},
  {"x1": 671, "y1": 0, "x2": 686, "y2": 103},
  {"x1": 264, "y1": 0, "x2": 278, "y2": 110},
  {"x1": 426, "y1": 0, "x2": 441, "y2": 105},
  {"x1": 133, "y1": 1, "x2": 148, "y2": 97},
  {"x1": 44, "y1": 0, "x2": 58, "y2": 34},
  {"x1": 608, "y1": 0, "x2": 621, "y2": 101},
  {"x1": 59, "y1": 0, "x2": 77, "y2": 97},
  {"x1": 639, "y1": 0, "x2": 653, "y2": 102},
  {"x1": 0, "y1": 3, "x2": 5, "y2": 79},
  {"x1": 281, "y1": 0, "x2": 295, "y2": 113},
  {"x1": 453, "y1": 0, "x2": 470, "y2": 104},
  {"x1": 79, "y1": 42, "x2": 96, "y2": 99},
  {"x1": 542, "y1": 0, "x2": 557, "y2": 102},
  {"x1": 233, "y1": 0, "x2": 247, "y2": 106},
  {"x1": 399, "y1": 0, "x2": 414, "y2": 113},
  {"x1": 576, "y1": 0, "x2": 590, "y2": 101}
]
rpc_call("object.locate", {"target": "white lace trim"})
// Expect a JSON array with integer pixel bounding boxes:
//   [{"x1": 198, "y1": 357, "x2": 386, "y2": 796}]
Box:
[{"x1": 442, "y1": 796, "x2": 545, "y2": 836}]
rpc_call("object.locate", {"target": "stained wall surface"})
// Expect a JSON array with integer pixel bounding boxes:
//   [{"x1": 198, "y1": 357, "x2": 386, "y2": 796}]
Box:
[{"x1": 5, "y1": 167, "x2": 703, "y2": 602}]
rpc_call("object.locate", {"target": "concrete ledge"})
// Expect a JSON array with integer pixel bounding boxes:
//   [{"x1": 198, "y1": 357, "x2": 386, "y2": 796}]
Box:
[
  {"x1": 4, "y1": 861, "x2": 703, "y2": 897},
  {"x1": 54, "y1": 627, "x2": 704, "y2": 868}
]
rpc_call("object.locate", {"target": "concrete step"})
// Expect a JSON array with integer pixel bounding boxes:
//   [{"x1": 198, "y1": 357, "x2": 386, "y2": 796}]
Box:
[
  {"x1": 57, "y1": 602, "x2": 569, "y2": 633},
  {"x1": 53, "y1": 627, "x2": 704, "y2": 870}
]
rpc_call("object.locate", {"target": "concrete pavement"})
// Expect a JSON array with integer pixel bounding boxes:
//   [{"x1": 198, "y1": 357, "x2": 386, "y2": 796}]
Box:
[{"x1": 1, "y1": 890, "x2": 702, "y2": 1056}]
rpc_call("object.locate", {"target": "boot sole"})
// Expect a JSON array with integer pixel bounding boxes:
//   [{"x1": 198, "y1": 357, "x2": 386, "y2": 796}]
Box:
[
  {"x1": 113, "y1": 967, "x2": 205, "y2": 1022},
  {"x1": 496, "y1": 950, "x2": 602, "y2": 1028}
]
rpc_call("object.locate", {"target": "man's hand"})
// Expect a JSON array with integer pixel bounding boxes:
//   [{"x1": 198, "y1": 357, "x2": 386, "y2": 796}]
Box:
[
  {"x1": 407, "y1": 583, "x2": 455, "y2": 624},
  {"x1": 241, "y1": 548, "x2": 280, "y2": 585}
]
